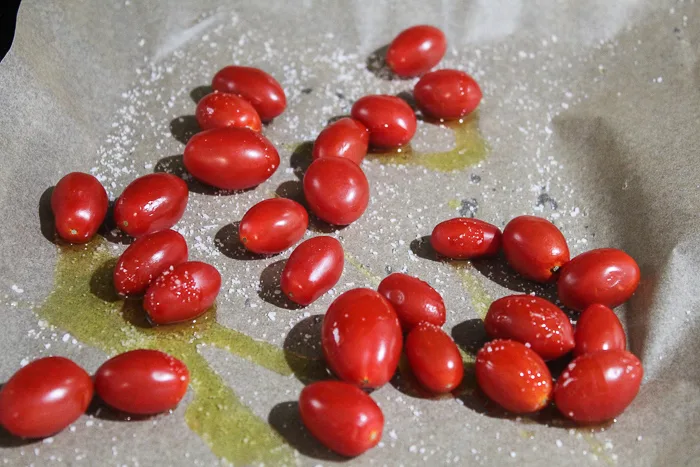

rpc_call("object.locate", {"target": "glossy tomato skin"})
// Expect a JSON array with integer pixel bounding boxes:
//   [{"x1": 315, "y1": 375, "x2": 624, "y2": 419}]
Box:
[
  {"x1": 405, "y1": 323, "x2": 463, "y2": 393},
  {"x1": 475, "y1": 339, "x2": 552, "y2": 413},
  {"x1": 322, "y1": 288, "x2": 402, "y2": 388},
  {"x1": 113, "y1": 229, "x2": 189, "y2": 297},
  {"x1": 312, "y1": 118, "x2": 369, "y2": 165},
  {"x1": 386, "y1": 25, "x2": 447, "y2": 77},
  {"x1": 574, "y1": 304, "x2": 626, "y2": 357},
  {"x1": 239, "y1": 198, "x2": 308, "y2": 254},
  {"x1": 554, "y1": 350, "x2": 642, "y2": 423},
  {"x1": 303, "y1": 157, "x2": 369, "y2": 225},
  {"x1": 211, "y1": 66, "x2": 286, "y2": 121},
  {"x1": 350, "y1": 95, "x2": 417, "y2": 148},
  {"x1": 0, "y1": 357, "x2": 93, "y2": 438},
  {"x1": 195, "y1": 91, "x2": 262, "y2": 132},
  {"x1": 484, "y1": 295, "x2": 574, "y2": 361},
  {"x1": 558, "y1": 248, "x2": 640, "y2": 310},
  {"x1": 51, "y1": 172, "x2": 108, "y2": 243},
  {"x1": 430, "y1": 218, "x2": 502, "y2": 259},
  {"x1": 144, "y1": 261, "x2": 221, "y2": 325},
  {"x1": 183, "y1": 127, "x2": 280, "y2": 190},
  {"x1": 114, "y1": 173, "x2": 189, "y2": 237},
  {"x1": 299, "y1": 381, "x2": 383, "y2": 457},
  {"x1": 413, "y1": 69, "x2": 482, "y2": 120},
  {"x1": 377, "y1": 273, "x2": 446, "y2": 331},
  {"x1": 502, "y1": 216, "x2": 570, "y2": 283},
  {"x1": 281, "y1": 236, "x2": 343, "y2": 305},
  {"x1": 95, "y1": 350, "x2": 189, "y2": 415}
]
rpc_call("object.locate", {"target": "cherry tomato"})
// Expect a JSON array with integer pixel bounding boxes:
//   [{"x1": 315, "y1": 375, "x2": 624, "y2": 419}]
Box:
[
  {"x1": 195, "y1": 91, "x2": 262, "y2": 132},
  {"x1": 322, "y1": 288, "x2": 402, "y2": 388},
  {"x1": 113, "y1": 229, "x2": 189, "y2": 296},
  {"x1": 183, "y1": 127, "x2": 280, "y2": 190},
  {"x1": 558, "y1": 248, "x2": 640, "y2": 311},
  {"x1": 0, "y1": 357, "x2": 93, "y2": 438},
  {"x1": 94, "y1": 349, "x2": 189, "y2": 415},
  {"x1": 377, "y1": 273, "x2": 446, "y2": 331},
  {"x1": 238, "y1": 198, "x2": 308, "y2": 255},
  {"x1": 114, "y1": 173, "x2": 189, "y2": 237},
  {"x1": 405, "y1": 323, "x2": 463, "y2": 393},
  {"x1": 144, "y1": 261, "x2": 221, "y2": 325},
  {"x1": 303, "y1": 157, "x2": 369, "y2": 225},
  {"x1": 211, "y1": 66, "x2": 286, "y2": 121},
  {"x1": 554, "y1": 350, "x2": 643, "y2": 423},
  {"x1": 475, "y1": 339, "x2": 552, "y2": 413},
  {"x1": 484, "y1": 295, "x2": 574, "y2": 361},
  {"x1": 281, "y1": 236, "x2": 343, "y2": 305},
  {"x1": 350, "y1": 95, "x2": 417, "y2": 148},
  {"x1": 385, "y1": 25, "x2": 447, "y2": 77},
  {"x1": 299, "y1": 380, "x2": 383, "y2": 457},
  {"x1": 413, "y1": 69, "x2": 482, "y2": 120},
  {"x1": 430, "y1": 218, "x2": 502, "y2": 259},
  {"x1": 574, "y1": 304, "x2": 626, "y2": 357},
  {"x1": 502, "y1": 215, "x2": 570, "y2": 283},
  {"x1": 312, "y1": 117, "x2": 369, "y2": 165},
  {"x1": 51, "y1": 172, "x2": 108, "y2": 243}
]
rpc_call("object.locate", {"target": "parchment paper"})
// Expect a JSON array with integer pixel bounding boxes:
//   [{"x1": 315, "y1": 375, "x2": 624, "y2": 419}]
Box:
[{"x1": 0, "y1": 0, "x2": 699, "y2": 465}]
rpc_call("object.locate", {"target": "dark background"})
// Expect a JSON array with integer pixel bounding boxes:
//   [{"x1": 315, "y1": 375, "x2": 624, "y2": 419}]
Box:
[{"x1": 0, "y1": 0, "x2": 21, "y2": 62}]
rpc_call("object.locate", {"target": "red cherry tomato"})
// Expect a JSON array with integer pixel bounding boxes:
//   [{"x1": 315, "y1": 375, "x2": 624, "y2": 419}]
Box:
[
  {"x1": 238, "y1": 198, "x2": 308, "y2": 255},
  {"x1": 94, "y1": 349, "x2": 189, "y2": 415},
  {"x1": 558, "y1": 248, "x2": 640, "y2": 311},
  {"x1": 211, "y1": 66, "x2": 286, "y2": 121},
  {"x1": 502, "y1": 215, "x2": 570, "y2": 283},
  {"x1": 113, "y1": 229, "x2": 189, "y2": 296},
  {"x1": 114, "y1": 173, "x2": 189, "y2": 237},
  {"x1": 350, "y1": 95, "x2": 417, "y2": 148},
  {"x1": 51, "y1": 172, "x2": 108, "y2": 243},
  {"x1": 303, "y1": 157, "x2": 369, "y2": 225},
  {"x1": 299, "y1": 381, "x2": 383, "y2": 457},
  {"x1": 183, "y1": 127, "x2": 280, "y2": 191},
  {"x1": 281, "y1": 236, "x2": 343, "y2": 305},
  {"x1": 312, "y1": 118, "x2": 369, "y2": 165},
  {"x1": 377, "y1": 273, "x2": 446, "y2": 331},
  {"x1": 484, "y1": 295, "x2": 574, "y2": 361},
  {"x1": 385, "y1": 25, "x2": 447, "y2": 77},
  {"x1": 574, "y1": 304, "x2": 626, "y2": 357},
  {"x1": 405, "y1": 323, "x2": 463, "y2": 393},
  {"x1": 195, "y1": 91, "x2": 262, "y2": 132},
  {"x1": 144, "y1": 261, "x2": 221, "y2": 325},
  {"x1": 0, "y1": 357, "x2": 93, "y2": 438},
  {"x1": 322, "y1": 288, "x2": 402, "y2": 388},
  {"x1": 413, "y1": 69, "x2": 482, "y2": 120},
  {"x1": 554, "y1": 350, "x2": 642, "y2": 423},
  {"x1": 430, "y1": 218, "x2": 502, "y2": 259},
  {"x1": 475, "y1": 339, "x2": 552, "y2": 413}
]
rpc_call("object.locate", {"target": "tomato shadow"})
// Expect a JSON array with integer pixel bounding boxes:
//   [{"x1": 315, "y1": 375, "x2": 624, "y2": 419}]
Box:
[
  {"x1": 258, "y1": 259, "x2": 304, "y2": 310},
  {"x1": 389, "y1": 354, "x2": 457, "y2": 401},
  {"x1": 268, "y1": 401, "x2": 348, "y2": 462},
  {"x1": 121, "y1": 298, "x2": 152, "y2": 329},
  {"x1": 214, "y1": 223, "x2": 269, "y2": 261},
  {"x1": 275, "y1": 180, "x2": 346, "y2": 234},
  {"x1": 38, "y1": 186, "x2": 58, "y2": 244},
  {"x1": 89, "y1": 257, "x2": 120, "y2": 303},
  {"x1": 470, "y1": 254, "x2": 560, "y2": 303},
  {"x1": 409, "y1": 236, "x2": 441, "y2": 262},
  {"x1": 290, "y1": 141, "x2": 314, "y2": 181},
  {"x1": 366, "y1": 44, "x2": 395, "y2": 81},
  {"x1": 395, "y1": 91, "x2": 417, "y2": 110},
  {"x1": 99, "y1": 202, "x2": 134, "y2": 246},
  {"x1": 85, "y1": 397, "x2": 154, "y2": 422},
  {"x1": 170, "y1": 115, "x2": 200, "y2": 145},
  {"x1": 325, "y1": 114, "x2": 350, "y2": 126},
  {"x1": 283, "y1": 315, "x2": 329, "y2": 384},
  {"x1": 154, "y1": 155, "x2": 253, "y2": 196},
  {"x1": 190, "y1": 85, "x2": 212, "y2": 104},
  {"x1": 0, "y1": 427, "x2": 39, "y2": 447},
  {"x1": 451, "y1": 318, "x2": 489, "y2": 356}
]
